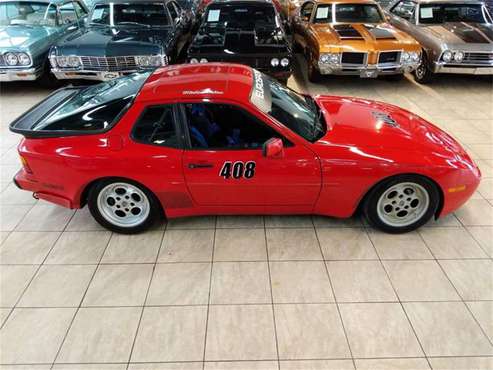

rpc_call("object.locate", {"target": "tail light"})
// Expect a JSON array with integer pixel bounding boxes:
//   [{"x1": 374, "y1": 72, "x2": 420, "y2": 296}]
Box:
[{"x1": 20, "y1": 155, "x2": 33, "y2": 174}]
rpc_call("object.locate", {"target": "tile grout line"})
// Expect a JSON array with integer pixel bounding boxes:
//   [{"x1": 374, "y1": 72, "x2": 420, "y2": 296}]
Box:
[
  {"x1": 201, "y1": 216, "x2": 217, "y2": 369},
  {"x1": 416, "y1": 230, "x2": 493, "y2": 349},
  {"x1": 313, "y1": 218, "x2": 357, "y2": 370},
  {"x1": 125, "y1": 223, "x2": 168, "y2": 370},
  {"x1": 367, "y1": 225, "x2": 434, "y2": 370},
  {"x1": 49, "y1": 220, "x2": 113, "y2": 370},
  {"x1": 264, "y1": 216, "x2": 281, "y2": 370},
  {"x1": 0, "y1": 205, "x2": 70, "y2": 331}
]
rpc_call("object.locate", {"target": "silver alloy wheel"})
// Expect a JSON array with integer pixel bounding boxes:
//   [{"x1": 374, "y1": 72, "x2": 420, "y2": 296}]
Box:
[
  {"x1": 416, "y1": 62, "x2": 426, "y2": 79},
  {"x1": 96, "y1": 182, "x2": 150, "y2": 228},
  {"x1": 376, "y1": 182, "x2": 430, "y2": 227}
]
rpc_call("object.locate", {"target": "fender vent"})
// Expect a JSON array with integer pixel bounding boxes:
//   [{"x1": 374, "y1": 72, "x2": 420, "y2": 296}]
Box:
[{"x1": 372, "y1": 111, "x2": 398, "y2": 127}]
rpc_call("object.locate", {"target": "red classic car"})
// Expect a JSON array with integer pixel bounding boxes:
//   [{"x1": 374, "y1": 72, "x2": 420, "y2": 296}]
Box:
[{"x1": 10, "y1": 63, "x2": 480, "y2": 234}]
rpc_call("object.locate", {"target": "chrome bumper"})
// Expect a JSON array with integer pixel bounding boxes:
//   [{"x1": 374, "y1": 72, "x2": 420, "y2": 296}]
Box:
[
  {"x1": 52, "y1": 69, "x2": 138, "y2": 81},
  {"x1": 433, "y1": 64, "x2": 493, "y2": 75},
  {"x1": 318, "y1": 63, "x2": 419, "y2": 77},
  {"x1": 0, "y1": 67, "x2": 42, "y2": 82}
]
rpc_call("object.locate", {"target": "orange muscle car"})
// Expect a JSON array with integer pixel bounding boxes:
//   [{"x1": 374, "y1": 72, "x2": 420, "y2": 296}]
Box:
[{"x1": 292, "y1": 0, "x2": 422, "y2": 81}]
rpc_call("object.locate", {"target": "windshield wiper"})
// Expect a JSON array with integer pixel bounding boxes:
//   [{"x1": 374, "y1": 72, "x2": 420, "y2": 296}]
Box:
[{"x1": 117, "y1": 21, "x2": 150, "y2": 27}]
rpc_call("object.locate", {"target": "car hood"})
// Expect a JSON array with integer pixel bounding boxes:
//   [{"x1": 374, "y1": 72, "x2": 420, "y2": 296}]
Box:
[
  {"x1": 313, "y1": 95, "x2": 466, "y2": 157},
  {"x1": 313, "y1": 23, "x2": 419, "y2": 52},
  {"x1": 0, "y1": 25, "x2": 58, "y2": 51},
  {"x1": 55, "y1": 26, "x2": 171, "y2": 56},
  {"x1": 421, "y1": 22, "x2": 493, "y2": 46}
]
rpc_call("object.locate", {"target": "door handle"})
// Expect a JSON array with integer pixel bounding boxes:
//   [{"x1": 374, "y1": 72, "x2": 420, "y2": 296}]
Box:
[{"x1": 188, "y1": 163, "x2": 213, "y2": 169}]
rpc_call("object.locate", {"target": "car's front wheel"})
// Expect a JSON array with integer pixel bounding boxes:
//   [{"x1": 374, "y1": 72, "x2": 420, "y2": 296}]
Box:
[
  {"x1": 88, "y1": 179, "x2": 161, "y2": 234},
  {"x1": 363, "y1": 175, "x2": 440, "y2": 233},
  {"x1": 413, "y1": 54, "x2": 434, "y2": 84}
]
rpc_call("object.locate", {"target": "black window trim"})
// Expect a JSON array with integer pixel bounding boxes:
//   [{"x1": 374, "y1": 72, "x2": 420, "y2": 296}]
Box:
[
  {"x1": 130, "y1": 103, "x2": 185, "y2": 149},
  {"x1": 176, "y1": 101, "x2": 293, "y2": 151}
]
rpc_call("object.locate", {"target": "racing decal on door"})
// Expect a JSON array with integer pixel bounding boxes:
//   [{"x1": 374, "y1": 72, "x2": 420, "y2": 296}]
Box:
[{"x1": 220, "y1": 161, "x2": 256, "y2": 179}]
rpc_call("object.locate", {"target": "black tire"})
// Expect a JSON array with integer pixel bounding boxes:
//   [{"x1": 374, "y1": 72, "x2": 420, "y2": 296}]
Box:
[
  {"x1": 307, "y1": 52, "x2": 322, "y2": 83},
  {"x1": 362, "y1": 174, "x2": 440, "y2": 234},
  {"x1": 413, "y1": 53, "x2": 434, "y2": 84},
  {"x1": 87, "y1": 178, "x2": 162, "y2": 234}
]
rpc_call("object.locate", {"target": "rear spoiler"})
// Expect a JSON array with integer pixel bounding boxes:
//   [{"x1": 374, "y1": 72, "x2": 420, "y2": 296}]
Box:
[{"x1": 9, "y1": 86, "x2": 85, "y2": 138}]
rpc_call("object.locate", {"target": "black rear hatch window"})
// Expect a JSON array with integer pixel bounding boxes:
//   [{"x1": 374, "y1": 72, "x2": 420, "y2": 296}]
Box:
[{"x1": 10, "y1": 72, "x2": 150, "y2": 137}]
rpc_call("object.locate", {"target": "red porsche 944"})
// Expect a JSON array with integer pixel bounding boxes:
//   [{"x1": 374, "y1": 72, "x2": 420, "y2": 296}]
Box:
[{"x1": 10, "y1": 63, "x2": 480, "y2": 234}]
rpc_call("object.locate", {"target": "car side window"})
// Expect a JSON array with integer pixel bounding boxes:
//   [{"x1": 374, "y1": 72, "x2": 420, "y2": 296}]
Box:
[
  {"x1": 59, "y1": 2, "x2": 77, "y2": 24},
  {"x1": 167, "y1": 2, "x2": 179, "y2": 21},
  {"x1": 132, "y1": 105, "x2": 180, "y2": 148},
  {"x1": 300, "y1": 1, "x2": 314, "y2": 21},
  {"x1": 391, "y1": 0, "x2": 416, "y2": 20},
  {"x1": 183, "y1": 103, "x2": 281, "y2": 150},
  {"x1": 73, "y1": 1, "x2": 87, "y2": 19}
]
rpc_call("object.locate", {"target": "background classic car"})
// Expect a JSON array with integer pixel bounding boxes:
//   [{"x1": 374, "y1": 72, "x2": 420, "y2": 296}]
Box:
[
  {"x1": 387, "y1": 0, "x2": 493, "y2": 83},
  {"x1": 292, "y1": 0, "x2": 422, "y2": 81},
  {"x1": 49, "y1": 0, "x2": 192, "y2": 81},
  {"x1": 187, "y1": 0, "x2": 293, "y2": 82},
  {"x1": 0, "y1": 0, "x2": 88, "y2": 83}
]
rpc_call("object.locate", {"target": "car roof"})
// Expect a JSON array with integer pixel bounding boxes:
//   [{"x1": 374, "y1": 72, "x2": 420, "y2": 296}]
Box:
[
  {"x1": 412, "y1": 0, "x2": 485, "y2": 4},
  {"x1": 7, "y1": 0, "x2": 67, "y2": 4},
  {"x1": 137, "y1": 63, "x2": 253, "y2": 104},
  {"x1": 311, "y1": 0, "x2": 378, "y2": 5},
  {"x1": 92, "y1": 0, "x2": 169, "y2": 4},
  {"x1": 208, "y1": 0, "x2": 274, "y2": 5}
]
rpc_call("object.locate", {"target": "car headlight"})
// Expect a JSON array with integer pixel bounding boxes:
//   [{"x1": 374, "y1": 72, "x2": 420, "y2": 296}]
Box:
[
  {"x1": 280, "y1": 58, "x2": 289, "y2": 67},
  {"x1": 454, "y1": 51, "x2": 464, "y2": 62},
  {"x1": 199, "y1": 58, "x2": 208, "y2": 63},
  {"x1": 17, "y1": 52, "x2": 31, "y2": 66},
  {"x1": 442, "y1": 50, "x2": 453, "y2": 62},
  {"x1": 271, "y1": 58, "x2": 279, "y2": 67},
  {"x1": 136, "y1": 55, "x2": 163, "y2": 67},
  {"x1": 319, "y1": 53, "x2": 339, "y2": 64},
  {"x1": 401, "y1": 51, "x2": 410, "y2": 62},
  {"x1": 190, "y1": 58, "x2": 199, "y2": 64},
  {"x1": 410, "y1": 52, "x2": 420, "y2": 62},
  {"x1": 56, "y1": 56, "x2": 69, "y2": 68},
  {"x1": 67, "y1": 56, "x2": 80, "y2": 67},
  {"x1": 4, "y1": 52, "x2": 18, "y2": 66}
]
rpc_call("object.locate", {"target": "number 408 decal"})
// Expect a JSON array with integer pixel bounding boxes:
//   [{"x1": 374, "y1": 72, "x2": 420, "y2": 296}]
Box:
[{"x1": 220, "y1": 161, "x2": 256, "y2": 179}]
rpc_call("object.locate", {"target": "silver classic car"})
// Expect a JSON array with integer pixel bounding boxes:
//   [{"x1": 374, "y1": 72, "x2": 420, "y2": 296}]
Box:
[
  {"x1": 387, "y1": 0, "x2": 493, "y2": 83},
  {"x1": 0, "y1": 0, "x2": 88, "y2": 83}
]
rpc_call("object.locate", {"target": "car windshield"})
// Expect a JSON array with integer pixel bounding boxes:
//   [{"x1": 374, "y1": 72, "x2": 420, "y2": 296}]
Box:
[
  {"x1": 334, "y1": 3, "x2": 383, "y2": 23},
  {"x1": 250, "y1": 69, "x2": 325, "y2": 143},
  {"x1": 89, "y1": 2, "x2": 170, "y2": 27},
  {"x1": 33, "y1": 72, "x2": 150, "y2": 132},
  {"x1": 418, "y1": 4, "x2": 487, "y2": 23},
  {"x1": 204, "y1": 3, "x2": 277, "y2": 28},
  {"x1": 0, "y1": 1, "x2": 57, "y2": 27}
]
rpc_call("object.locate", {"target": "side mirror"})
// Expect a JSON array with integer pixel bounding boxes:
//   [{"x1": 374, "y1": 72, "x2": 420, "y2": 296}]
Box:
[{"x1": 262, "y1": 137, "x2": 284, "y2": 158}]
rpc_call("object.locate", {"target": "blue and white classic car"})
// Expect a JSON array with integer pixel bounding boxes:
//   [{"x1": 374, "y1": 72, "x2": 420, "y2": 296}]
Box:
[{"x1": 0, "y1": 0, "x2": 88, "y2": 83}]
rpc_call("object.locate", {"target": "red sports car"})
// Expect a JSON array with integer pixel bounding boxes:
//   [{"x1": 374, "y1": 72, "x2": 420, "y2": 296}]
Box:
[{"x1": 10, "y1": 63, "x2": 480, "y2": 234}]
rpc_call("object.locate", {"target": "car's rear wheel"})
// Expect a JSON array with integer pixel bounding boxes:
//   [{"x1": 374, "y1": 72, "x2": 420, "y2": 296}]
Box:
[
  {"x1": 363, "y1": 175, "x2": 440, "y2": 233},
  {"x1": 88, "y1": 179, "x2": 161, "y2": 234}
]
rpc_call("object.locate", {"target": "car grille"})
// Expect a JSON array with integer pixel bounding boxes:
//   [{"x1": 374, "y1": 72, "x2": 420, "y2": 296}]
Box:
[
  {"x1": 378, "y1": 51, "x2": 399, "y2": 65},
  {"x1": 0, "y1": 55, "x2": 4, "y2": 67},
  {"x1": 341, "y1": 52, "x2": 366, "y2": 66},
  {"x1": 462, "y1": 52, "x2": 493, "y2": 65},
  {"x1": 79, "y1": 55, "x2": 168, "y2": 71}
]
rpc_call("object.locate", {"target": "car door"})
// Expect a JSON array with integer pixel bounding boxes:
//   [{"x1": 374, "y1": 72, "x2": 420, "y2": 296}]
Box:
[{"x1": 179, "y1": 101, "x2": 321, "y2": 207}]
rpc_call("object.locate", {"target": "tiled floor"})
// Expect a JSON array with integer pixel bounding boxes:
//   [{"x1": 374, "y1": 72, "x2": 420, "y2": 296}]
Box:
[{"x1": 1, "y1": 58, "x2": 493, "y2": 369}]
